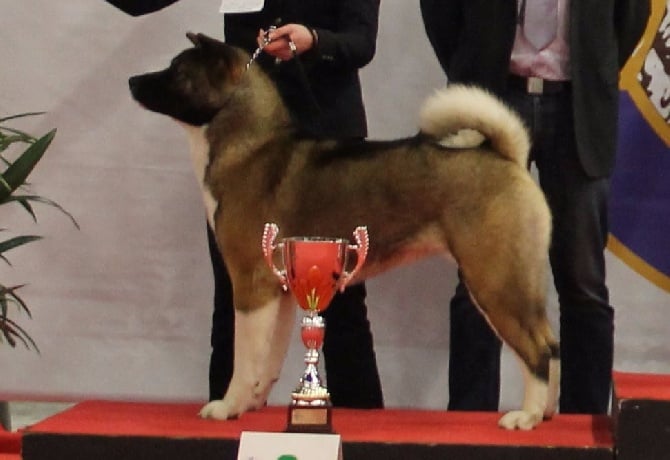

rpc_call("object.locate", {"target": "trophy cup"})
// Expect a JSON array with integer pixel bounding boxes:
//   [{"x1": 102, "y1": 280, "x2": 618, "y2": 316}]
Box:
[{"x1": 262, "y1": 223, "x2": 369, "y2": 433}]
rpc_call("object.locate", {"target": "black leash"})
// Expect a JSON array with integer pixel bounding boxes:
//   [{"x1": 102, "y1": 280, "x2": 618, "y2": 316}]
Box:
[{"x1": 246, "y1": 21, "x2": 322, "y2": 118}]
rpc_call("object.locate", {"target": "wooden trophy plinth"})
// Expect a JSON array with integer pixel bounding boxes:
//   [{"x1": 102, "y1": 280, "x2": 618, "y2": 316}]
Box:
[{"x1": 286, "y1": 403, "x2": 333, "y2": 433}]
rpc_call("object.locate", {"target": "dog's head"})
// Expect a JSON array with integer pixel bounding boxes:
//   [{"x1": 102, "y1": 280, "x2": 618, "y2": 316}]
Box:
[{"x1": 128, "y1": 33, "x2": 248, "y2": 126}]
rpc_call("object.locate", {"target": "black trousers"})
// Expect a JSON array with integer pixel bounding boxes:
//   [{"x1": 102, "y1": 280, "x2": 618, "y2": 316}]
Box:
[
  {"x1": 448, "y1": 86, "x2": 614, "y2": 415},
  {"x1": 207, "y1": 225, "x2": 384, "y2": 408}
]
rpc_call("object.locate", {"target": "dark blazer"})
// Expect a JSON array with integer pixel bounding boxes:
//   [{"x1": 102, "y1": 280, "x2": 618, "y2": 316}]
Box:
[
  {"x1": 105, "y1": 0, "x2": 180, "y2": 16},
  {"x1": 420, "y1": 0, "x2": 650, "y2": 178},
  {"x1": 224, "y1": 0, "x2": 380, "y2": 137}
]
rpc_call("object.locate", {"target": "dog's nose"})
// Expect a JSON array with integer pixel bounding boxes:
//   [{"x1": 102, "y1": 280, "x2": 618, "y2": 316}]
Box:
[{"x1": 128, "y1": 76, "x2": 140, "y2": 93}]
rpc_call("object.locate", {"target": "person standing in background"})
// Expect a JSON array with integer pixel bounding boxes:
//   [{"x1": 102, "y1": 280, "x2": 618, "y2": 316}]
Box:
[
  {"x1": 213, "y1": 0, "x2": 384, "y2": 409},
  {"x1": 420, "y1": 0, "x2": 649, "y2": 414},
  {"x1": 104, "y1": 0, "x2": 384, "y2": 409}
]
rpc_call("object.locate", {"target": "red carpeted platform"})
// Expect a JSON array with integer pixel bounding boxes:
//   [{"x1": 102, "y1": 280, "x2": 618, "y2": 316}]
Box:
[
  {"x1": 0, "y1": 429, "x2": 21, "y2": 456},
  {"x1": 22, "y1": 401, "x2": 613, "y2": 460},
  {"x1": 612, "y1": 371, "x2": 670, "y2": 460},
  {"x1": 0, "y1": 455, "x2": 20, "y2": 460}
]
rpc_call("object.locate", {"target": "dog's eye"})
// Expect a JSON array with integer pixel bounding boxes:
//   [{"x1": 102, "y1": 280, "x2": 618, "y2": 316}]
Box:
[
  {"x1": 171, "y1": 67, "x2": 195, "y2": 92},
  {"x1": 170, "y1": 56, "x2": 183, "y2": 68},
  {"x1": 171, "y1": 61, "x2": 188, "y2": 79}
]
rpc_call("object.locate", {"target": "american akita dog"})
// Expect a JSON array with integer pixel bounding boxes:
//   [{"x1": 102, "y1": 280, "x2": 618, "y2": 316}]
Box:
[{"x1": 129, "y1": 33, "x2": 559, "y2": 430}]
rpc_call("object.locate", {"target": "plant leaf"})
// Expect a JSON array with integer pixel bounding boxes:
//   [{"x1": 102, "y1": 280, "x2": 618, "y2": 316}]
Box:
[
  {"x1": 0, "y1": 129, "x2": 56, "y2": 201},
  {"x1": 0, "y1": 317, "x2": 39, "y2": 352},
  {"x1": 0, "y1": 235, "x2": 43, "y2": 258},
  {"x1": 0, "y1": 133, "x2": 35, "y2": 153},
  {"x1": 0, "y1": 284, "x2": 30, "y2": 316},
  {"x1": 0, "y1": 193, "x2": 38, "y2": 220},
  {"x1": 5, "y1": 194, "x2": 79, "y2": 229},
  {"x1": 0, "y1": 112, "x2": 46, "y2": 124},
  {"x1": 0, "y1": 324, "x2": 17, "y2": 347}
]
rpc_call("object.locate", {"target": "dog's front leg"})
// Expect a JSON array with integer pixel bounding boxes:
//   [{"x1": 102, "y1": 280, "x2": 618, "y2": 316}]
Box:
[
  {"x1": 199, "y1": 291, "x2": 294, "y2": 420},
  {"x1": 256, "y1": 293, "x2": 296, "y2": 404}
]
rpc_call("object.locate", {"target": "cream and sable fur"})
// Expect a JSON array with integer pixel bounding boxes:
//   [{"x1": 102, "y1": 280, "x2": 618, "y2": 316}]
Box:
[{"x1": 129, "y1": 33, "x2": 559, "y2": 430}]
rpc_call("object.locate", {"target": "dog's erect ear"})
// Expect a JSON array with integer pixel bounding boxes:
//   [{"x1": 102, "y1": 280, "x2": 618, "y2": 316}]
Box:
[
  {"x1": 186, "y1": 31, "x2": 199, "y2": 46},
  {"x1": 184, "y1": 32, "x2": 245, "y2": 81},
  {"x1": 186, "y1": 32, "x2": 224, "y2": 50}
]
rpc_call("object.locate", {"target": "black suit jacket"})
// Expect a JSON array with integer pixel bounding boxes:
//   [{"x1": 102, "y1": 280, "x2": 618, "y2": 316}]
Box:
[
  {"x1": 105, "y1": 0, "x2": 179, "y2": 16},
  {"x1": 223, "y1": 0, "x2": 379, "y2": 137},
  {"x1": 420, "y1": 0, "x2": 650, "y2": 178},
  {"x1": 104, "y1": 0, "x2": 379, "y2": 138}
]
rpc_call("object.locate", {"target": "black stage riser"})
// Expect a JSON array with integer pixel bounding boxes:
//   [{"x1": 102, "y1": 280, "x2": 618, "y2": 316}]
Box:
[{"x1": 22, "y1": 434, "x2": 613, "y2": 460}]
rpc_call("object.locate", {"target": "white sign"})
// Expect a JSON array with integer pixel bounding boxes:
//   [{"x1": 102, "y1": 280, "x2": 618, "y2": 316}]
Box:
[
  {"x1": 220, "y1": 0, "x2": 264, "y2": 13},
  {"x1": 237, "y1": 431, "x2": 342, "y2": 460}
]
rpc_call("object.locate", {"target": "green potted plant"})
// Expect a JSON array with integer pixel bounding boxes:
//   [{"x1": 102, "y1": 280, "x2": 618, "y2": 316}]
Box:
[{"x1": 0, "y1": 112, "x2": 77, "y2": 353}]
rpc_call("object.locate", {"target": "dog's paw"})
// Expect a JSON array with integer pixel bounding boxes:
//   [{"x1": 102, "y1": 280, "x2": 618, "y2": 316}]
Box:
[
  {"x1": 543, "y1": 400, "x2": 557, "y2": 420},
  {"x1": 199, "y1": 400, "x2": 240, "y2": 420},
  {"x1": 498, "y1": 410, "x2": 543, "y2": 430}
]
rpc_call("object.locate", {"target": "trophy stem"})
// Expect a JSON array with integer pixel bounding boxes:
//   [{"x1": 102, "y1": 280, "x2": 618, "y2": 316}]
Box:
[
  {"x1": 292, "y1": 313, "x2": 330, "y2": 406},
  {"x1": 286, "y1": 312, "x2": 333, "y2": 433}
]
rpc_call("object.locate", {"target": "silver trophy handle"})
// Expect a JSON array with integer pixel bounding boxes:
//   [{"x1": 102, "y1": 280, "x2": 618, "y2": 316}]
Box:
[
  {"x1": 339, "y1": 226, "x2": 369, "y2": 291},
  {"x1": 262, "y1": 222, "x2": 288, "y2": 291}
]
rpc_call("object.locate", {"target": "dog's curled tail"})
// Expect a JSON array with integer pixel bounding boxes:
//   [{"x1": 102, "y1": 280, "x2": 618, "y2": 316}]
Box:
[{"x1": 419, "y1": 84, "x2": 530, "y2": 167}]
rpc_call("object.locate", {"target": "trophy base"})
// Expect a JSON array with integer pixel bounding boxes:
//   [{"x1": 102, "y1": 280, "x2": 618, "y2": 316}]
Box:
[{"x1": 286, "y1": 404, "x2": 333, "y2": 433}]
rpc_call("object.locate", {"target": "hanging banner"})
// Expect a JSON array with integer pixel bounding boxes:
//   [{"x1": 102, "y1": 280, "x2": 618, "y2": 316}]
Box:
[{"x1": 611, "y1": 0, "x2": 670, "y2": 292}]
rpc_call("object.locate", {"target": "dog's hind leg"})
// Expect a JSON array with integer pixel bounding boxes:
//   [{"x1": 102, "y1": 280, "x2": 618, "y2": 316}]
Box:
[
  {"x1": 497, "y1": 320, "x2": 560, "y2": 430},
  {"x1": 499, "y1": 343, "x2": 560, "y2": 430},
  {"x1": 498, "y1": 314, "x2": 560, "y2": 430},
  {"x1": 447, "y1": 172, "x2": 559, "y2": 429},
  {"x1": 463, "y1": 269, "x2": 560, "y2": 430},
  {"x1": 199, "y1": 283, "x2": 294, "y2": 420}
]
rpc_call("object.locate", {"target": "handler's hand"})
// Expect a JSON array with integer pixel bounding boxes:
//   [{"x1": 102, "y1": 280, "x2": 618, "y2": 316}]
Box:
[{"x1": 259, "y1": 24, "x2": 316, "y2": 61}]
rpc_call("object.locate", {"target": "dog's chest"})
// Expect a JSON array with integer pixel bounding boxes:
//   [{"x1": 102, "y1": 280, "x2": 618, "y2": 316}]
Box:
[{"x1": 181, "y1": 123, "x2": 218, "y2": 228}]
